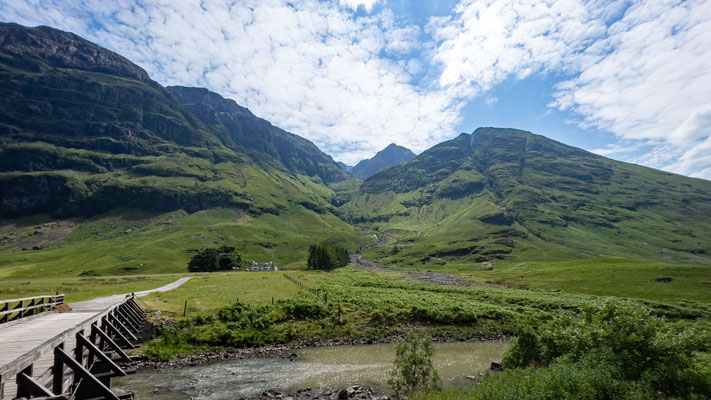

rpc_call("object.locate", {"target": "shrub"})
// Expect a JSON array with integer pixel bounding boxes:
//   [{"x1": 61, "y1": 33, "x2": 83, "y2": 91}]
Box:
[{"x1": 389, "y1": 332, "x2": 442, "y2": 397}]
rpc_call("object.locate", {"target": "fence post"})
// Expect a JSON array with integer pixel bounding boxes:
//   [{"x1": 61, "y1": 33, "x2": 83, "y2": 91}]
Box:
[{"x1": 183, "y1": 300, "x2": 188, "y2": 317}]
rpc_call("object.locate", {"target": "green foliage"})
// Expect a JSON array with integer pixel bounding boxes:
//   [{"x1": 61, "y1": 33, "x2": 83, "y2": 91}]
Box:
[
  {"x1": 187, "y1": 246, "x2": 242, "y2": 272},
  {"x1": 145, "y1": 297, "x2": 335, "y2": 359},
  {"x1": 500, "y1": 299, "x2": 711, "y2": 398},
  {"x1": 389, "y1": 333, "x2": 442, "y2": 397},
  {"x1": 307, "y1": 242, "x2": 350, "y2": 270}
]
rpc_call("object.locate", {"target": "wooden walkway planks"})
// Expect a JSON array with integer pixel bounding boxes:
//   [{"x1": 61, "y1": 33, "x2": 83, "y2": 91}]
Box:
[
  {"x1": 0, "y1": 311, "x2": 102, "y2": 370},
  {"x1": 0, "y1": 277, "x2": 191, "y2": 399}
]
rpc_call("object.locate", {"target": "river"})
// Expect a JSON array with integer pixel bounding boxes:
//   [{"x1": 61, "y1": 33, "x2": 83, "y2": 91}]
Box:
[{"x1": 114, "y1": 341, "x2": 508, "y2": 399}]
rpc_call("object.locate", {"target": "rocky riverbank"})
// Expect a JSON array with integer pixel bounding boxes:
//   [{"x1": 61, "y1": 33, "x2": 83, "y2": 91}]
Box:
[{"x1": 260, "y1": 385, "x2": 389, "y2": 400}]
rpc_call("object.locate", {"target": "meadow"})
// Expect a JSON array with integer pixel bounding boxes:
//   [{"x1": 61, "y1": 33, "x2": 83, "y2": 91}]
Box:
[{"x1": 139, "y1": 266, "x2": 711, "y2": 361}]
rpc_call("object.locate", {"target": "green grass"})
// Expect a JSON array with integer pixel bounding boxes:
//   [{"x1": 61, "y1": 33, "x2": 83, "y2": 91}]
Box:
[
  {"x1": 0, "y1": 274, "x2": 185, "y2": 302},
  {"x1": 140, "y1": 271, "x2": 306, "y2": 316},
  {"x1": 465, "y1": 258, "x2": 711, "y2": 303},
  {"x1": 0, "y1": 206, "x2": 368, "y2": 278}
]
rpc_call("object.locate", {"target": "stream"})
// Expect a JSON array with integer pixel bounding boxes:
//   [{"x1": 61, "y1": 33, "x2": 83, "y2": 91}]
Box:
[{"x1": 114, "y1": 341, "x2": 508, "y2": 399}]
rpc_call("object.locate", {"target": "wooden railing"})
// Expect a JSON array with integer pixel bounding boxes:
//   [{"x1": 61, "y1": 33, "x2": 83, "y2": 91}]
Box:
[
  {"x1": 0, "y1": 295, "x2": 147, "y2": 399},
  {"x1": 0, "y1": 294, "x2": 65, "y2": 324}
]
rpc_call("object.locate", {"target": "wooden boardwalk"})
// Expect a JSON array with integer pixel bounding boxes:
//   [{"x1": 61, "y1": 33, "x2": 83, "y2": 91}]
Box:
[{"x1": 0, "y1": 277, "x2": 191, "y2": 399}]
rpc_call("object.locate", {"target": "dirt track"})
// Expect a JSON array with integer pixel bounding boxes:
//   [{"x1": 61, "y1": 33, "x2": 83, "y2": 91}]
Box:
[{"x1": 350, "y1": 254, "x2": 475, "y2": 287}]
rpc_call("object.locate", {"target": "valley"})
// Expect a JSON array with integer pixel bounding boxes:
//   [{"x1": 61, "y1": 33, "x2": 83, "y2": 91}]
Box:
[{"x1": 0, "y1": 21, "x2": 710, "y2": 400}]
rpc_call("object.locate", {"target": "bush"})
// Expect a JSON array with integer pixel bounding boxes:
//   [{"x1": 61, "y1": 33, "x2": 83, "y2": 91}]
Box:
[
  {"x1": 389, "y1": 332, "x2": 442, "y2": 397},
  {"x1": 501, "y1": 299, "x2": 711, "y2": 398},
  {"x1": 307, "y1": 242, "x2": 350, "y2": 270},
  {"x1": 188, "y1": 246, "x2": 242, "y2": 272}
]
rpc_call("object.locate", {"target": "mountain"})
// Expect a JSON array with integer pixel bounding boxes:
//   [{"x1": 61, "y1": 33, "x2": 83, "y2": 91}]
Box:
[
  {"x1": 337, "y1": 161, "x2": 353, "y2": 173},
  {"x1": 340, "y1": 128, "x2": 711, "y2": 266},
  {"x1": 0, "y1": 22, "x2": 365, "y2": 276},
  {"x1": 350, "y1": 143, "x2": 416, "y2": 179},
  {"x1": 0, "y1": 22, "x2": 350, "y2": 217}
]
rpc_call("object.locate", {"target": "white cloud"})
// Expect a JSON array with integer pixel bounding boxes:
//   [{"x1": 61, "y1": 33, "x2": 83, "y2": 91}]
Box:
[
  {"x1": 427, "y1": 0, "x2": 608, "y2": 96},
  {"x1": 0, "y1": 0, "x2": 458, "y2": 165},
  {"x1": 485, "y1": 96, "x2": 498, "y2": 105},
  {"x1": 550, "y1": 0, "x2": 711, "y2": 178},
  {"x1": 339, "y1": 0, "x2": 382, "y2": 12}
]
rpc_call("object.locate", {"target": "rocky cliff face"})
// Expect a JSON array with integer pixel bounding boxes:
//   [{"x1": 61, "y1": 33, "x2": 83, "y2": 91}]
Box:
[{"x1": 167, "y1": 86, "x2": 346, "y2": 183}]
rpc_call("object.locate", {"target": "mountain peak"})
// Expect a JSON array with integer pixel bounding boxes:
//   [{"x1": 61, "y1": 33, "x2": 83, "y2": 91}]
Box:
[{"x1": 351, "y1": 143, "x2": 416, "y2": 179}]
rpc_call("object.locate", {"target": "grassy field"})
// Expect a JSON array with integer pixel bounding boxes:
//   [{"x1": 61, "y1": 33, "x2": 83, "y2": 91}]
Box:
[
  {"x1": 466, "y1": 258, "x2": 711, "y2": 303},
  {"x1": 0, "y1": 207, "x2": 369, "y2": 278},
  {"x1": 0, "y1": 273, "x2": 186, "y2": 302},
  {"x1": 374, "y1": 258, "x2": 711, "y2": 303},
  {"x1": 140, "y1": 271, "x2": 307, "y2": 316}
]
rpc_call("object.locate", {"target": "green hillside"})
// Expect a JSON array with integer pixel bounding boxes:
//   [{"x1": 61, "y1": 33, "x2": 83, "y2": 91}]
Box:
[
  {"x1": 339, "y1": 128, "x2": 711, "y2": 268},
  {"x1": 0, "y1": 22, "x2": 367, "y2": 277}
]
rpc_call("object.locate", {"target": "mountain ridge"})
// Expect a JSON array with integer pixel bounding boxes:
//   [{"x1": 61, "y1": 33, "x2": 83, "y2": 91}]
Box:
[{"x1": 343, "y1": 127, "x2": 711, "y2": 266}]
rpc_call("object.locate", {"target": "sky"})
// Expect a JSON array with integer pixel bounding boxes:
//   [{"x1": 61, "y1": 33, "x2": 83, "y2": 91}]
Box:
[{"x1": 1, "y1": 0, "x2": 710, "y2": 179}]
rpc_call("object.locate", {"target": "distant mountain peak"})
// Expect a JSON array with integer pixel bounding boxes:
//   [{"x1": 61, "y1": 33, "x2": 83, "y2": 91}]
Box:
[{"x1": 351, "y1": 143, "x2": 416, "y2": 179}]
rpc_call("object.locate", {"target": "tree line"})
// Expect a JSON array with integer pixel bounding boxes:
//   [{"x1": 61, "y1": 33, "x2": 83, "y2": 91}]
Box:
[
  {"x1": 188, "y1": 246, "x2": 242, "y2": 272},
  {"x1": 307, "y1": 242, "x2": 349, "y2": 270}
]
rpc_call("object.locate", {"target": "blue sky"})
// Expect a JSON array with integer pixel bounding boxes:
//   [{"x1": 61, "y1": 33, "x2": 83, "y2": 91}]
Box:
[{"x1": 1, "y1": 0, "x2": 710, "y2": 179}]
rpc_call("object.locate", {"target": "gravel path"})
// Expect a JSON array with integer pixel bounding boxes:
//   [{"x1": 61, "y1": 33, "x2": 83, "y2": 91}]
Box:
[
  {"x1": 350, "y1": 254, "x2": 475, "y2": 287},
  {"x1": 70, "y1": 277, "x2": 192, "y2": 311}
]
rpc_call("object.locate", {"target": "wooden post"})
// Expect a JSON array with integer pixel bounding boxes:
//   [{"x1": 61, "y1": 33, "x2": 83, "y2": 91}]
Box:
[
  {"x1": 52, "y1": 343, "x2": 65, "y2": 395},
  {"x1": 183, "y1": 300, "x2": 188, "y2": 317},
  {"x1": 272, "y1": 297, "x2": 274, "y2": 305},
  {"x1": 0, "y1": 300, "x2": 7, "y2": 323}
]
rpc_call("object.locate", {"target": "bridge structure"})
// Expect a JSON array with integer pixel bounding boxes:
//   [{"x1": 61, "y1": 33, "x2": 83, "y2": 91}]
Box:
[{"x1": 0, "y1": 277, "x2": 191, "y2": 399}]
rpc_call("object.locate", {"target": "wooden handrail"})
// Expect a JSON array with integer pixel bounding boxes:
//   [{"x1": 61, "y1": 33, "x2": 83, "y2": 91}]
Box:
[
  {"x1": 0, "y1": 294, "x2": 65, "y2": 324},
  {"x1": 0, "y1": 302, "x2": 62, "y2": 317},
  {"x1": 0, "y1": 294, "x2": 64, "y2": 306}
]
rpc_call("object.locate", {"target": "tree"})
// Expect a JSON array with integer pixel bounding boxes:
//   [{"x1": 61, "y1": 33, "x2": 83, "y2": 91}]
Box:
[
  {"x1": 388, "y1": 332, "x2": 442, "y2": 397},
  {"x1": 188, "y1": 246, "x2": 242, "y2": 272},
  {"x1": 307, "y1": 242, "x2": 350, "y2": 270}
]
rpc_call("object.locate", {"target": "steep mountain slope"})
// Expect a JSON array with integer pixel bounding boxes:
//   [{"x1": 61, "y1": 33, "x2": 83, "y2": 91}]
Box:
[
  {"x1": 0, "y1": 22, "x2": 365, "y2": 275},
  {"x1": 340, "y1": 128, "x2": 711, "y2": 267},
  {"x1": 351, "y1": 143, "x2": 416, "y2": 179}
]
